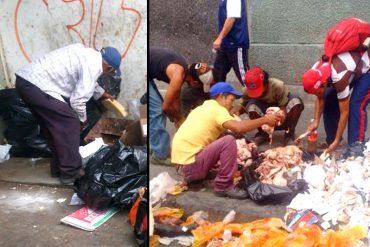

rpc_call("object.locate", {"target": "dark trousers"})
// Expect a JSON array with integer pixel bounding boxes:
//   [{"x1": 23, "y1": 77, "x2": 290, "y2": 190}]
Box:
[
  {"x1": 213, "y1": 47, "x2": 249, "y2": 86},
  {"x1": 324, "y1": 73, "x2": 370, "y2": 145},
  {"x1": 15, "y1": 76, "x2": 81, "y2": 176}
]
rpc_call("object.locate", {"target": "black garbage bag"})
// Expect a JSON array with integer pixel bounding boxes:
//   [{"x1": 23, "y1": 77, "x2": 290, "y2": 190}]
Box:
[
  {"x1": 97, "y1": 68, "x2": 122, "y2": 98},
  {"x1": 301, "y1": 150, "x2": 315, "y2": 162},
  {"x1": 0, "y1": 88, "x2": 52, "y2": 157},
  {"x1": 140, "y1": 92, "x2": 147, "y2": 105},
  {"x1": 134, "y1": 189, "x2": 148, "y2": 247},
  {"x1": 74, "y1": 141, "x2": 147, "y2": 210},
  {"x1": 240, "y1": 166, "x2": 308, "y2": 204}
]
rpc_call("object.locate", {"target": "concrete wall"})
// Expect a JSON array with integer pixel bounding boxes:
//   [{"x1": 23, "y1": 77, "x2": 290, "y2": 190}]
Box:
[
  {"x1": 0, "y1": 0, "x2": 147, "y2": 115},
  {"x1": 150, "y1": 0, "x2": 370, "y2": 88}
]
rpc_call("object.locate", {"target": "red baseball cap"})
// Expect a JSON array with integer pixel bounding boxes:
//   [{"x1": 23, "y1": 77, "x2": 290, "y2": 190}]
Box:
[
  {"x1": 302, "y1": 60, "x2": 331, "y2": 94},
  {"x1": 244, "y1": 67, "x2": 265, "y2": 98}
]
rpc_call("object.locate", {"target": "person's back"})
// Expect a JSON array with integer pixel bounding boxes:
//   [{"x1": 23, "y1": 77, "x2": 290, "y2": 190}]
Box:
[
  {"x1": 213, "y1": 0, "x2": 249, "y2": 85},
  {"x1": 16, "y1": 43, "x2": 102, "y2": 101},
  {"x1": 149, "y1": 47, "x2": 188, "y2": 83},
  {"x1": 172, "y1": 99, "x2": 233, "y2": 164},
  {"x1": 218, "y1": 0, "x2": 249, "y2": 49}
]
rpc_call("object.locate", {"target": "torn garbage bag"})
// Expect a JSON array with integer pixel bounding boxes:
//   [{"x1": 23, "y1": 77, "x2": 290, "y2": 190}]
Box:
[
  {"x1": 74, "y1": 141, "x2": 147, "y2": 210},
  {"x1": 241, "y1": 167, "x2": 308, "y2": 204}
]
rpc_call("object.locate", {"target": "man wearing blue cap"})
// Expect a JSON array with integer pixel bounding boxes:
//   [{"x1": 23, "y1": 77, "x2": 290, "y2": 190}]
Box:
[
  {"x1": 15, "y1": 43, "x2": 120, "y2": 185},
  {"x1": 171, "y1": 82, "x2": 281, "y2": 199}
]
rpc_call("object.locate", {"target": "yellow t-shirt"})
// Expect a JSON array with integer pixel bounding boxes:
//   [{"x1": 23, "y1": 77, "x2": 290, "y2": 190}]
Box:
[{"x1": 171, "y1": 99, "x2": 235, "y2": 165}]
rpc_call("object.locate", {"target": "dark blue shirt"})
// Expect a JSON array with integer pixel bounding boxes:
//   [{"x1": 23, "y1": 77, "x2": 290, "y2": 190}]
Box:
[{"x1": 218, "y1": 0, "x2": 249, "y2": 50}]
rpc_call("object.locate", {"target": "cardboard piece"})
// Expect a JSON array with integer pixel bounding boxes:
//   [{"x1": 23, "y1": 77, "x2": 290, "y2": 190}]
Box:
[
  {"x1": 84, "y1": 118, "x2": 133, "y2": 145},
  {"x1": 85, "y1": 118, "x2": 146, "y2": 146},
  {"x1": 120, "y1": 120, "x2": 146, "y2": 146},
  {"x1": 60, "y1": 206, "x2": 119, "y2": 231},
  {"x1": 101, "y1": 99, "x2": 128, "y2": 118}
]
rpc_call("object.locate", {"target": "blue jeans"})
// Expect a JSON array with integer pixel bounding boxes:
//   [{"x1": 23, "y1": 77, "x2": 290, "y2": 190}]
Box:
[
  {"x1": 324, "y1": 73, "x2": 370, "y2": 145},
  {"x1": 149, "y1": 79, "x2": 170, "y2": 159}
]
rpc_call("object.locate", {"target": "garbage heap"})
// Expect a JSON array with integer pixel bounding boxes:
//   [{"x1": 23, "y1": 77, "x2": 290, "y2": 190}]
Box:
[
  {"x1": 149, "y1": 140, "x2": 370, "y2": 246},
  {"x1": 286, "y1": 140, "x2": 370, "y2": 233}
]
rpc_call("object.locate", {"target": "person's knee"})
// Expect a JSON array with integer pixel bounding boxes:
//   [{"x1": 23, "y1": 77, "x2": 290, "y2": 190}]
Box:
[
  {"x1": 248, "y1": 111, "x2": 262, "y2": 120},
  {"x1": 246, "y1": 102, "x2": 263, "y2": 118},
  {"x1": 222, "y1": 135, "x2": 237, "y2": 152},
  {"x1": 288, "y1": 104, "x2": 303, "y2": 115}
]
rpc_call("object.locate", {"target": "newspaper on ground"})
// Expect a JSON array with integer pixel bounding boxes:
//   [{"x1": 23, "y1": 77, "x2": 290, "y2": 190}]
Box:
[{"x1": 60, "y1": 206, "x2": 119, "y2": 231}]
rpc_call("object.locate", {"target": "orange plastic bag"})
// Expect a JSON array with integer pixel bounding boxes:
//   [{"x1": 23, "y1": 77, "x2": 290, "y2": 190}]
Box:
[
  {"x1": 149, "y1": 235, "x2": 160, "y2": 247},
  {"x1": 319, "y1": 225, "x2": 367, "y2": 247},
  {"x1": 129, "y1": 196, "x2": 142, "y2": 226},
  {"x1": 152, "y1": 207, "x2": 184, "y2": 219},
  {"x1": 192, "y1": 222, "x2": 224, "y2": 247}
]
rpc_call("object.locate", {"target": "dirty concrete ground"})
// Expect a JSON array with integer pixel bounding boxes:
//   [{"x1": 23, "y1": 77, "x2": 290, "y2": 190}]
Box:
[{"x1": 0, "y1": 158, "x2": 137, "y2": 247}]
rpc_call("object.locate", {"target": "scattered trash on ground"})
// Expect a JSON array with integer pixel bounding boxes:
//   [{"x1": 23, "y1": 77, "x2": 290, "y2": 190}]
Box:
[
  {"x1": 69, "y1": 193, "x2": 85, "y2": 206},
  {"x1": 56, "y1": 198, "x2": 67, "y2": 203},
  {"x1": 150, "y1": 172, "x2": 188, "y2": 206},
  {"x1": 0, "y1": 144, "x2": 11, "y2": 162}
]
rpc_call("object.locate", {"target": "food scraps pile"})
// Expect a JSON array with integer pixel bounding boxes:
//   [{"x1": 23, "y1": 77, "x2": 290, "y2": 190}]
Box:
[
  {"x1": 236, "y1": 138, "x2": 256, "y2": 167},
  {"x1": 254, "y1": 145, "x2": 303, "y2": 186}
]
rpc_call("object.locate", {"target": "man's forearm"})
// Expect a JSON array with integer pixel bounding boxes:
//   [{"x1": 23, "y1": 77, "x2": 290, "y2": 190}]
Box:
[
  {"x1": 335, "y1": 113, "x2": 348, "y2": 143},
  {"x1": 218, "y1": 18, "x2": 235, "y2": 39},
  {"x1": 314, "y1": 97, "x2": 324, "y2": 123}
]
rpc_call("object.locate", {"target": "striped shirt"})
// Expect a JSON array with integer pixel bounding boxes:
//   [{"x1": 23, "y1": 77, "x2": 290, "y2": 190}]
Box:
[
  {"x1": 16, "y1": 43, "x2": 105, "y2": 122},
  {"x1": 330, "y1": 50, "x2": 370, "y2": 99}
]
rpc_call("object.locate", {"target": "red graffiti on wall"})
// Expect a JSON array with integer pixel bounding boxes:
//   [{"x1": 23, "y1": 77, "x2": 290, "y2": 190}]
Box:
[{"x1": 14, "y1": 0, "x2": 142, "y2": 62}]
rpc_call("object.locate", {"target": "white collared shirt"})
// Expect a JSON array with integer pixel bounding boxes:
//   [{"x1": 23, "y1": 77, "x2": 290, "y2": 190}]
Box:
[{"x1": 16, "y1": 43, "x2": 105, "y2": 122}]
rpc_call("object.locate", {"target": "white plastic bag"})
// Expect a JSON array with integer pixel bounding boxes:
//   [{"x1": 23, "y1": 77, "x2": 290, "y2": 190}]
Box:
[
  {"x1": 0, "y1": 144, "x2": 11, "y2": 163},
  {"x1": 149, "y1": 172, "x2": 177, "y2": 205}
]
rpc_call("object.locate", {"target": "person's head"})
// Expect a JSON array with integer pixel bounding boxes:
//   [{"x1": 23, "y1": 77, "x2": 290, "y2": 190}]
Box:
[
  {"x1": 244, "y1": 67, "x2": 269, "y2": 98},
  {"x1": 209, "y1": 82, "x2": 242, "y2": 111},
  {"x1": 101, "y1": 47, "x2": 121, "y2": 74},
  {"x1": 185, "y1": 63, "x2": 214, "y2": 92},
  {"x1": 301, "y1": 59, "x2": 331, "y2": 97}
]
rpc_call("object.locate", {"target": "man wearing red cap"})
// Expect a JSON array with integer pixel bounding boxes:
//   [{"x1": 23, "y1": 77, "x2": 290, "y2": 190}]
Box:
[
  {"x1": 172, "y1": 82, "x2": 281, "y2": 199},
  {"x1": 302, "y1": 49, "x2": 370, "y2": 153},
  {"x1": 237, "y1": 67, "x2": 304, "y2": 145}
]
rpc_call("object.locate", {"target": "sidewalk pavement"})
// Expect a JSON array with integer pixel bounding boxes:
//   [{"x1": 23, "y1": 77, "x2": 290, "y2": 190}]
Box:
[{"x1": 0, "y1": 158, "x2": 137, "y2": 246}]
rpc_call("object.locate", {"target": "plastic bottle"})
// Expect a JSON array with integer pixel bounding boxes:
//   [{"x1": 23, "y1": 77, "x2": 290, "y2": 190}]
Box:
[{"x1": 307, "y1": 131, "x2": 317, "y2": 153}]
